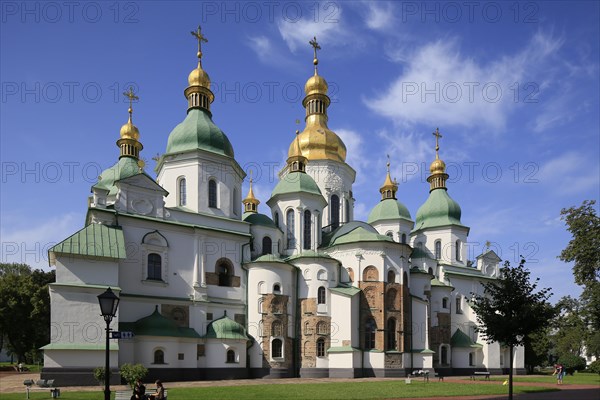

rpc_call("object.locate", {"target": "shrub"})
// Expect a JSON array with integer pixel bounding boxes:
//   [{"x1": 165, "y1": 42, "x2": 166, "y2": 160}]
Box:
[
  {"x1": 120, "y1": 363, "x2": 148, "y2": 388},
  {"x1": 587, "y1": 360, "x2": 600, "y2": 374},
  {"x1": 93, "y1": 367, "x2": 111, "y2": 386},
  {"x1": 558, "y1": 354, "x2": 587, "y2": 375}
]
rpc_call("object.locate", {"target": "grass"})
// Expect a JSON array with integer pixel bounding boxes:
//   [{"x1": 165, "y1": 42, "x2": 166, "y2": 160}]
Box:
[
  {"x1": 491, "y1": 372, "x2": 600, "y2": 386},
  {"x1": 0, "y1": 361, "x2": 42, "y2": 373},
  {"x1": 0, "y1": 381, "x2": 558, "y2": 400}
]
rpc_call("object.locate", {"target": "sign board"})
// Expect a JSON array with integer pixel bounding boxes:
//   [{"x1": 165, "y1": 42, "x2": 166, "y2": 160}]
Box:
[{"x1": 110, "y1": 331, "x2": 135, "y2": 339}]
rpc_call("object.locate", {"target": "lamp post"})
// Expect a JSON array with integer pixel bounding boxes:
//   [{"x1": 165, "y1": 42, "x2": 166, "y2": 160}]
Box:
[{"x1": 98, "y1": 287, "x2": 120, "y2": 400}]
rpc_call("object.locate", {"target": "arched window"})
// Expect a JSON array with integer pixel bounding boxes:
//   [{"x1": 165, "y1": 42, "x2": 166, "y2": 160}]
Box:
[
  {"x1": 347, "y1": 267, "x2": 354, "y2": 282},
  {"x1": 435, "y1": 240, "x2": 442, "y2": 260},
  {"x1": 317, "y1": 269, "x2": 327, "y2": 281},
  {"x1": 387, "y1": 318, "x2": 397, "y2": 350},
  {"x1": 469, "y1": 352, "x2": 475, "y2": 366},
  {"x1": 286, "y1": 209, "x2": 295, "y2": 249},
  {"x1": 317, "y1": 338, "x2": 326, "y2": 357},
  {"x1": 401, "y1": 233, "x2": 407, "y2": 244},
  {"x1": 318, "y1": 286, "x2": 326, "y2": 304},
  {"x1": 455, "y1": 240, "x2": 461, "y2": 261},
  {"x1": 233, "y1": 188, "x2": 240, "y2": 215},
  {"x1": 272, "y1": 339, "x2": 283, "y2": 358},
  {"x1": 456, "y1": 295, "x2": 463, "y2": 314},
  {"x1": 147, "y1": 253, "x2": 162, "y2": 280},
  {"x1": 387, "y1": 270, "x2": 395, "y2": 283},
  {"x1": 154, "y1": 349, "x2": 164, "y2": 364},
  {"x1": 316, "y1": 321, "x2": 328, "y2": 335},
  {"x1": 271, "y1": 320, "x2": 283, "y2": 336},
  {"x1": 441, "y1": 346, "x2": 448, "y2": 365},
  {"x1": 262, "y1": 236, "x2": 272, "y2": 255},
  {"x1": 178, "y1": 177, "x2": 186, "y2": 206},
  {"x1": 226, "y1": 349, "x2": 235, "y2": 363},
  {"x1": 428, "y1": 267, "x2": 433, "y2": 275},
  {"x1": 304, "y1": 321, "x2": 311, "y2": 335},
  {"x1": 208, "y1": 179, "x2": 217, "y2": 208},
  {"x1": 217, "y1": 258, "x2": 233, "y2": 287},
  {"x1": 303, "y1": 210, "x2": 312, "y2": 250},
  {"x1": 365, "y1": 318, "x2": 376, "y2": 350},
  {"x1": 442, "y1": 297, "x2": 449, "y2": 309},
  {"x1": 330, "y1": 194, "x2": 340, "y2": 229},
  {"x1": 363, "y1": 266, "x2": 378, "y2": 281},
  {"x1": 274, "y1": 212, "x2": 279, "y2": 228},
  {"x1": 345, "y1": 199, "x2": 350, "y2": 222},
  {"x1": 273, "y1": 283, "x2": 281, "y2": 294}
]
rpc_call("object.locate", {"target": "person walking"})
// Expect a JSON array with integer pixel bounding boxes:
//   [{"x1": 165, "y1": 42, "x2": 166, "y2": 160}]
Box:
[{"x1": 553, "y1": 363, "x2": 564, "y2": 385}]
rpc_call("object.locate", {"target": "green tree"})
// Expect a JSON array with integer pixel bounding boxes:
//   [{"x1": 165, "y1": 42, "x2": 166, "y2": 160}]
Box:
[
  {"x1": 559, "y1": 200, "x2": 600, "y2": 286},
  {"x1": 524, "y1": 328, "x2": 552, "y2": 374},
  {"x1": 471, "y1": 258, "x2": 555, "y2": 400},
  {"x1": 120, "y1": 363, "x2": 148, "y2": 388},
  {"x1": 0, "y1": 263, "x2": 55, "y2": 362}
]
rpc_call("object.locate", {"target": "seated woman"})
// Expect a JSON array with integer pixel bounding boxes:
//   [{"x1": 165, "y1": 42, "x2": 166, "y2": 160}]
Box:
[
  {"x1": 148, "y1": 380, "x2": 165, "y2": 400},
  {"x1": 131, "y1": 378, "x2": 146, "y2": 400}
]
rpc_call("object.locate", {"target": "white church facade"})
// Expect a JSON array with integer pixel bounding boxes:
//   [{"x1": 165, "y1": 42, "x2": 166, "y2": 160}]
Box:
[{"x1": 41, "y1": 29, "x2": 524, "y2": 385}]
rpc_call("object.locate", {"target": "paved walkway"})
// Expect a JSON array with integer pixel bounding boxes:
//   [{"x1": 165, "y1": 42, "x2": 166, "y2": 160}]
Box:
[{"x1": 1, "y1": 372, "x2": 598, "y2": 399}]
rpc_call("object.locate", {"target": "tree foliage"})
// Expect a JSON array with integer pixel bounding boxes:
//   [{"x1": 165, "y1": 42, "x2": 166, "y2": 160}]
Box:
[
  {"x1": 552, "y1": 296, "x2": 588, "y2": 357},
  {"x1": 557, "y1": 353, "x2": 586, "y2": 375},
  {"x1": 524, "y1": 329, "x2": 552, "y2": 373},
  {"x1": 0, "y1": 263, "x2": 55, "y2": 363},
  {"x1": 559, "y1": 200, "x2": 600, "y2": 286},
  {"x1": 120, "y1": 363, "x2": 148, "y2": 388},
  {"x1": 471, "y1": 258, "x2": 555, "y2": 347}
]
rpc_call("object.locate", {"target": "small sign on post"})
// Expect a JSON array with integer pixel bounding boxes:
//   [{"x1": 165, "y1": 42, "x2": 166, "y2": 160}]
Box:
[{"x1": 110, "y1": 331, "x2": 135, "y2": 339}]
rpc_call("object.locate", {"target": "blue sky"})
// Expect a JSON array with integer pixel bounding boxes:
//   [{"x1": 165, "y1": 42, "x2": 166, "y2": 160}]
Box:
[{"x1": 1, "y1": 1, "x2": 598, "y2": 302}]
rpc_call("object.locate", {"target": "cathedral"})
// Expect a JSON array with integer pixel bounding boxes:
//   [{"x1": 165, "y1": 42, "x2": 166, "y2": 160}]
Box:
[{"x1": 41, "y1": 28, "x2": 524, "y2": 385}]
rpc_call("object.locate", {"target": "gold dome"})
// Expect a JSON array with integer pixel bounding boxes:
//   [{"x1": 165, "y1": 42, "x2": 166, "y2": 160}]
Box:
[
  {"x1": 119, "y1": 109, "x2": 140, "y2": 141},
  {"x1": 304, "y1": 73, "x2": 328, "y2": 96},
  {"x1": 188, "y1": 65, "x2": 211, "y2": 88},
  {"x1": 429, "y1": 158, "x2": 446, "y2": 175},
  {"x1": 288, "y1": 124, "x2": 346, "y2": 163}
]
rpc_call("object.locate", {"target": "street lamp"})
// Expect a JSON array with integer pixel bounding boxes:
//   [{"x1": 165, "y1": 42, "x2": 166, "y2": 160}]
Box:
[{"x1": 98, "y1": 287, "x2": 120, "y2": 400}]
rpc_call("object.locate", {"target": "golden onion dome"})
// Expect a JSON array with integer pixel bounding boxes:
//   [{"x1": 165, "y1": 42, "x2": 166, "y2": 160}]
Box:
[
  {"x1": 430, "y1": 158, "x2": 446, "y2": 175},
  {"x1": 304, "y1": 73, "x2": 328, "y2": 96},
  {"x1": 188, "y1": 64, "x2": 211, "y2": 88},
  {"x1": 288, "y1": 125, "x2": 346, "y2": 163},
  {"x1": 119, "y1": 112, "x2": 140, "y2": 141}
]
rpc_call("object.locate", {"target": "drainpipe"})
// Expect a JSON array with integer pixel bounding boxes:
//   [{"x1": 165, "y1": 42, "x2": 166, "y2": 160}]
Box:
[
  {"x1": 294, "y1": 265, "x2": 300, "y2": 377},
  {"x1": 241, "y1": 242, "x2": 250, "y2": 375}
]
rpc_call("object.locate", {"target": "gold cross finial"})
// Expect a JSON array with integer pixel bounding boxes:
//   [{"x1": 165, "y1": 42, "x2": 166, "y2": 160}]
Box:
[
  {"x1": 309, "y1": 36, "x2": 321, "y2": 73},
  {"x1": 191, "y1": 25, "x2": 208, "y2": 62},
  {"x1": 433, "y1": 127, "x2": 442, "y2": 158},
  {"x1": 123, "y1": 86, "x2": 139, "y2": 121}
]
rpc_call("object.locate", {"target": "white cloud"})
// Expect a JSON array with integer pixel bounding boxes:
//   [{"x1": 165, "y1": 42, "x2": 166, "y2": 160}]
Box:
[
  {"x1": 276, "y1": 7, "x2": 353, "y2": 54},
  {"x1": 368, "y1": 32, "x2": 563, "y2": 131},
  {"x1": 1, "y1": 212, "x2": 81, "y2": 269},
  {"x1": 335, "y1": 128, "x2": 370, "y2": 184},
  {"x1": 538, "y1": 151, "x2": 599, "y2": 194},
  {"x1": 247, "y1": 35, "x2": 272, "y2": 64},
  {"x1": 363, "y1": 1, "x2": 394, "y2": 31}
]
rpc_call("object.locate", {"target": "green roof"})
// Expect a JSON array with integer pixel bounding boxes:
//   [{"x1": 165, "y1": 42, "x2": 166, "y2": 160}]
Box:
[
  {"x1": 205, "y1": 315, "x2": 249, "y2": 341},
  {"x1": 451, "y1": 329, "x2": 483, "y2": 348},
  {"x1": 50, "y1": 224, "x2": 126, "y2": 260},
  {"x1": 413, "y1": 189, "x2": 465, "y2": 232},
  {"x1": 285, "y1": 250, "x2": 337, "y2": 262},
  {"x1": 431, "y1": 278, "x2": 454, "y2": 289},
  {"x1": 249, "y1": 254, "x2": 289, "y2": 264},
  {"x1": 410, "y1": 348, "x2": 436, "y2": 353},
  {"x1": 321, "y1": 221, "x2": 393, "y2": 248},
  {"x1": 243, "y1": 212, "x2": 278, "y2": 229},
  {"x1": 93, "y1": 157, "x2": 145, "y2": 196},
  {"x1": 367, "y1": 198, "x2": 412, "y2": 224},
  {"x1": 129, "y1": 306, "x2": 201, "y2": 338},
  {"x1": 41, "y1": 343, "x2": 118, "y2": 351},
  {"x1": 443, "y1": 265, "x2": 495, "y2": 280},
  {"x1": 330, "y1": 284, "x2": 361, "y2": 297},
  {"x1": 270, "y1": 172, "x2": 323, "y2": 198},
  {"x1": 411, "y1": 246, "x2": 433, "y2": 260},
  {"x1": 165, "y1": 108, "x2": 234, "y2": 157},
  {"x1": 327, "y1": 346, "x2": 360, "y2": 353}
]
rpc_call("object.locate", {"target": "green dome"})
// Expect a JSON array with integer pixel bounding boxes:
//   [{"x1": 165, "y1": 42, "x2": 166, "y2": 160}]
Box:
[
  {"x1": 270, "y1": 172, "x2": 323, "y2": 198},
  {"x1": 166, "y1": 108, "x2": 234, "y2": 157},
  {"x1": 205, "y1": 315, "x2": 248, "y2": 340},
  {"x1": 413, "y1": 189, "x2": 464, "y2": 232},
  {"x1": 93, "y1": 157, "x2": 141, "y2": 195},
  {"x1": 321, "y1": 221, "x2": 393, "y2": 247},
  {"x1": 243, "y1": 212, "x2": 278, "y2": 229},
  {"x1": 133, "y1": 306, "x2": 200, "y2": 338},
  {"x1": 368, "y1": 198, "x2": 412, "y2": 224}
]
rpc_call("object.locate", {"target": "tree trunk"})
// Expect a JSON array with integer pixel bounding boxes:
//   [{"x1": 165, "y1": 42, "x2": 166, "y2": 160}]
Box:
[{"x1": 509, "y1": 345, "x2": 514, "y2": 400}]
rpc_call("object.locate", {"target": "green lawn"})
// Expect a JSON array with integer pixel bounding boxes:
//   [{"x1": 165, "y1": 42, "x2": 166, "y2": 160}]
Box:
[
  {"x1": 2, "y1": 381, "x2": 558, "y2": 400},
  {"x1": 0, "y1": 362, "x2": 42, "y2": 373},
  {"x1": 491, "y1": 372, "x2": 600, "y2": 385}
]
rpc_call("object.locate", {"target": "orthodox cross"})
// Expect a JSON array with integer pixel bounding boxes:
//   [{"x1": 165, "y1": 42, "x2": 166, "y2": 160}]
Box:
[
  {"x1": 191, "y1": 25, "x2": 208, "y2": 59},
  {"x1": 433, "y1": 127, "x2": 442, "y2": 155},
  {"x1": 309, "y1": 36, "x2": 321, "y2": 72},
  {"x1": 123, "y1": 87, "x2": 138, "y2": 119}
]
